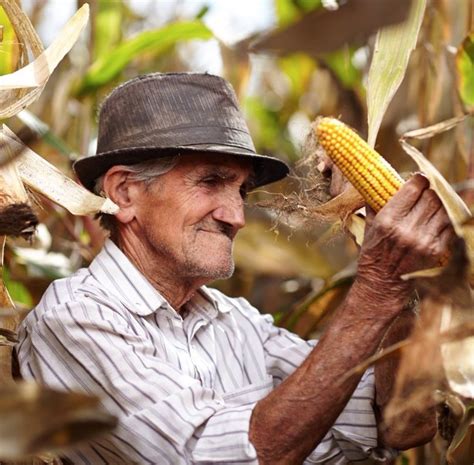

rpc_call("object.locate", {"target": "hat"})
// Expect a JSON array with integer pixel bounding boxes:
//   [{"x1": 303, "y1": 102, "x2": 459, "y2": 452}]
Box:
[{"x1": 73, "y1": 72, "x2": 289, "y2": 191}]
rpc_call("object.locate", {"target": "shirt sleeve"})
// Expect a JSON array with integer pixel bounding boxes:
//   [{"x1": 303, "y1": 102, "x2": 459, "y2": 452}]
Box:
[
  {"x1": 234, "y1": 297, "x2": 398, "y2": 464},
  {"x1": 17, "y1": 298, "x2": 259, "y2": 465}
]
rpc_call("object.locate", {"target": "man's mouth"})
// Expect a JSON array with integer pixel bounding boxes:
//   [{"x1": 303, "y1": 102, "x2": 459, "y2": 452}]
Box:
[{"x1": 198, "y1": 224, "x2": 235, "y2": 240}]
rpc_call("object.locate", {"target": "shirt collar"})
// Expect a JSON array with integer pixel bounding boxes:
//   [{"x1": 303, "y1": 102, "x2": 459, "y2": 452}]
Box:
[
  {"x1": 89, "y1": 239, "x2": 167, "y2": 316},
  {"x1": 89, "y1": 239, "x2": 231, "y2": 317}
]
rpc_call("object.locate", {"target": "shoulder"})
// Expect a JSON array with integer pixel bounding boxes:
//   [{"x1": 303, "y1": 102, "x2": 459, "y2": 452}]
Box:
[{"x1": 22, "y1": 266, "x2": 128, "y2": 334}]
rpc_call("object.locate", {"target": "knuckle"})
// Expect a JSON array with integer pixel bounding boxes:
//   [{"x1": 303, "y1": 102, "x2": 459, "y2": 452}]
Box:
[
  {"x1": 406, "y1": 173, "x2": 430, "y2": 191},
  {"x1": 401, "y1": 232, "x2": 419, "y2": 248},
  {"x1": 424, "y1": 188, "x2": 442, "y2": 208},
  {"x1": 374, "y1": 213, "x2": 395, "y2": 233}
]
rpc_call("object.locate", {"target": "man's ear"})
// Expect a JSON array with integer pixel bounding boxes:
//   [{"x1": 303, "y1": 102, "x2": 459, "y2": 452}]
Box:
[{"x1": 102, "y1": 166, "x2": 140, "y2": 224}]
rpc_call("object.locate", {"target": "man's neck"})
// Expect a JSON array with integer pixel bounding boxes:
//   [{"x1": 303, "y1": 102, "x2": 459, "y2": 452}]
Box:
[{"x1": 114, "y1": 235, "x2": 206, "y2": 313}]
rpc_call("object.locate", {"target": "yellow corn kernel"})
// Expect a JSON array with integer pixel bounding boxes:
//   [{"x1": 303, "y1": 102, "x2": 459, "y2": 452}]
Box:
[{"x1": 315, "y1": 117, "x2": 403, "y2": 212}]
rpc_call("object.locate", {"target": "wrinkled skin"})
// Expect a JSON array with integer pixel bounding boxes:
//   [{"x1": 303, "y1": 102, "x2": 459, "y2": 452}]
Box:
[
  {"x1": 359, "y1": 175, "x2": 453, "y2": 302},
  {"x1": 249, "y1": 173, "x2": 451, "y2": 464},
  {"x1": 104, "y1": 154, "x2": 452, "y2": 464},
  {"x1": 103, "y1": 154, "x2": 252, "y2": 309}
]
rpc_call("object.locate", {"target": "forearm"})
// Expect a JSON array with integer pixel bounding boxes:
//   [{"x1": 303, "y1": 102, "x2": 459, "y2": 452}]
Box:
[
  {"x1": 249, "y1": 281, "x2": 405, "y2": 465},
  {"x1": 375, "y1": 307, "x2": 437, "y2": 449}
]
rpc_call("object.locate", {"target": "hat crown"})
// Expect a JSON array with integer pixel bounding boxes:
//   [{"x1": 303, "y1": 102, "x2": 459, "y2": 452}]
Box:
[
  {"x1": 73, "y1": 72, "x2": 289, "y2": 192},
  {"x1": 97, "y1": 72, "x2": 256, "y2": 154}
]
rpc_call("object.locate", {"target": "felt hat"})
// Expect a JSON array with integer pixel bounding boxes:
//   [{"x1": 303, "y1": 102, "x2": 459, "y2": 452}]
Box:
[{"x1": 73, "y1": 72, "x2": 289, "y2": 191}]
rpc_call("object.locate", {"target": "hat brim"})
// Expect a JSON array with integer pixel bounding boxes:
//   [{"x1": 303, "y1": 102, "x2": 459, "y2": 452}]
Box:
[{"x1": 73, "y1": 146, "x2": 289, "y2": 192}]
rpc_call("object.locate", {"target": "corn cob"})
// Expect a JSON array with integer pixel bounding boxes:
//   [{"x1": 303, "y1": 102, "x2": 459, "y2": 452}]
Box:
[{"x1": 315, "y1": 117, "x2": 404, "y2": 212}]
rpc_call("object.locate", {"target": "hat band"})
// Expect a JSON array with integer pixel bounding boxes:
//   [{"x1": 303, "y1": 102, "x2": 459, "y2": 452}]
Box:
[{"x1": 98, "y1": 125, "x2": 256, "y2": 154}]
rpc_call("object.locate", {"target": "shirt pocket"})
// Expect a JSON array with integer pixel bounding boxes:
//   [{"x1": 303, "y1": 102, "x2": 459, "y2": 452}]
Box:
[{"x1": 222, "y1": 375, "x2": 274, "y2": 407}]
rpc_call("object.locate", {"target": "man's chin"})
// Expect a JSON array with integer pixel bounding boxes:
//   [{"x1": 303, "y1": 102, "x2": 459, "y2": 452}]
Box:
[{"x1": 186, "y1": 259, "x2": 235, "y2": 281}]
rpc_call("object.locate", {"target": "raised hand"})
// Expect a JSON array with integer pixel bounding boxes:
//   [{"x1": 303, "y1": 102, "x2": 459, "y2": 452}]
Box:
[{"x1": 356, "y1": 173, "x2": 455, "y2": 310}]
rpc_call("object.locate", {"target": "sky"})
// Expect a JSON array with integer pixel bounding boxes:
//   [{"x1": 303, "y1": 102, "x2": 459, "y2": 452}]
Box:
[
  {"x1": 20, "y1": 0, "x2": 277, "y2": 78},
  {"x1": 24, "y1": 0, "x2": 276, "y2": 47}
]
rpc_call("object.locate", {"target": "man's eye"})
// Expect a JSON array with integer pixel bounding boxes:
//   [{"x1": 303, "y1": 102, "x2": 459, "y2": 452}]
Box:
[{"x1": 202, "y1": 176, "x2": 219, "y2": 186}]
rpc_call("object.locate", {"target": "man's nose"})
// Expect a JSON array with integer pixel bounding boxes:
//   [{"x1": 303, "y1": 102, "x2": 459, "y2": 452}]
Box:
[{"x1": 212, "y1": 196, "x2": 246, "y2": 231}]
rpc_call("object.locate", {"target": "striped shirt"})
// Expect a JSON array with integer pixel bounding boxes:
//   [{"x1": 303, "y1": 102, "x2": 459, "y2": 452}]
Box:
[{"x1": 16, "y1": 239, "x2": 395, "y2": 464}]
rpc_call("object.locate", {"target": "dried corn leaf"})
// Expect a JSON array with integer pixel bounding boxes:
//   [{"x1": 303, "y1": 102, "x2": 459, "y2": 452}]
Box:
[
  {"x1": 0, "y1": 0, "x2": 44, "y2": 120},
  {"x1": 441, "y1": 306, "x2": 474, "y2": 399},
  {"x1": 0, "y1": 327, "x2": 17, "y2": 346},
  {"x1": 447, "y1": 403, "x2": 474, "y2": 465},
  {"x1": 345, "y1": 212, "x2": 365, "y2": 247},
  {"x1": 367, "y1": 0, "x2": 426, "y2": 147},
  {"x1": 0, "y1": 3, "x2": 89, "y2": 118},
  {"x1": 402, "y1": 115, "x2": 469, "y2": 140},
  {"x1": 400, "y1": 139, "x2": 471, "y2": 233},
  {"x1": 249, "y1": 0, "x2": 411, "y2": 56},
  {"x1": 0, "y1": 382, "x2": 117, "y2": 460},
  {"x1": 2, "y1": 126, "x2": 118, "y2": 216},
  {"x1": 383, "y1": 298, "x2": 445, "y2": 423},
  {"x1": 0, "y1": 133, "x2": 37, "y2": 237}
]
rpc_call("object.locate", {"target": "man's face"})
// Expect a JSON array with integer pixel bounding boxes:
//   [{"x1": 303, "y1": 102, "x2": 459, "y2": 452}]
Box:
[{"x1": 132, "y1": 154, "x2": 253, "y2": 282}]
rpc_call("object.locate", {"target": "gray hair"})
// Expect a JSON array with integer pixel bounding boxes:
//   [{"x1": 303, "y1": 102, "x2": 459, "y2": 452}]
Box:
[{"x1": 94, "y1": 156, "x2": 179, "y2": 239}]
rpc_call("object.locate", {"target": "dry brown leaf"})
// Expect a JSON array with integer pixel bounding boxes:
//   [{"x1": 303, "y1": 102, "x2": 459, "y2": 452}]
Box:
[
  {"x1": 400, "y1": 139, "x2": 471, "y2": 233},
  {"x1": 249, "y1": 0, "x2": 411, "y2": 56},
  {"x1": 383, "y1": 298, "x2": 445, "y2": 423},
  {"x1": 0, "y1": 0, "x2": 44, "y2": 120},
  {"x1": 402, "y1": 115, "x2": 469, "y2": 140},
  {"x1": 0, "y1": 382, "x2": 117, "y2": 460},
  {"x1": 345, "y1": 212, "x2": 366, "y2": 247},
  {"x1": 2, "y1": 126, "x2": 118, "y2": 216},
  {"x1": 0, "y1": 133, "x2": 38, "y2": 238},
  {"x1": 446, "y1": 403, "x2": 474, "y2": 465},
  {"x1": 0, "y1": 2, "x2": 89, "y2": 118}
]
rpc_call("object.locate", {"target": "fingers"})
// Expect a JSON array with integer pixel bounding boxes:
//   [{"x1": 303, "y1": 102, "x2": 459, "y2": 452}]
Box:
[
  {"x1": 405, "y1": 187, "x2": 443, "y2": 227},
  {"x1": 379, "y1": 173, "x2": 429, "y2": 219},
  {"x1": 368, "y1": 172, "x2": 456, "y2": 267}
]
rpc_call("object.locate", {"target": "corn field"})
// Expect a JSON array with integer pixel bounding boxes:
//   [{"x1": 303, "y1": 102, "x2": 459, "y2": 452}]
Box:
[{"x1": 0, "y1": 0, "x2": 472, "y2": 464}]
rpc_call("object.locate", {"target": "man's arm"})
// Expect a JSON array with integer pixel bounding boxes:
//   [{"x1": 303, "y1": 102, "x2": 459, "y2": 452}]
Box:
[{"x1": 249, "y1": 174, "x2": 453, "y2": 464}]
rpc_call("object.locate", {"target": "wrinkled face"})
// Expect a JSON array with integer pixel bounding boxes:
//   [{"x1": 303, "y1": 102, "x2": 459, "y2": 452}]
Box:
[{"x1": 133, "y1": 154, "x2": 253, "y2": 282}]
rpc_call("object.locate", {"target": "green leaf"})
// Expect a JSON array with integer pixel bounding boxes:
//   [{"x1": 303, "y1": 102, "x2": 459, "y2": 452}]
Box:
[
  {"x1": 77, "y1": 20, "x2": 214, "y2": 95},
  {"x1": 93, "y1": 0, "x2": 123, "y2": 61},
  {"x1": 324, "y1": 47, "x2": 363, "y2": 89},
  {"x1": 278, "y1": 53, "x2": 316, "y2": 97},
  {"x1": 16, "y1": 110, "x2": 75, "y2": 158},
  {"x1": 275, "y1": 0, "x2": 302, "y2": 27},
  {"x1": 195, "y1": 5, "x2": 210, "y2": 20},
  {"x1": 366, "y1": 0, "x2": 426, "y2": 147},
  {"x1": 244, "y1": 96, "x2": 295, "y2": 159},
  {"x1": 456, "y1": 33, "x2": 474, "y2": 112},
  {"x1": 274, "y1": 0, "x2": 321, "y2": 27},
  {"x1": 0, "y1": 6, "x2": 19, "y2": 76},
  {"x1": 295, "y1": 0, "x2": 322, "y2": 12},
  {"x1": 3, "y1": 268, "x2": 33, "y2": 307}
]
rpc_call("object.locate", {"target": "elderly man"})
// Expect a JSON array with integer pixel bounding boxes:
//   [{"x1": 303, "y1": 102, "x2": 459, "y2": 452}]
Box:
[{"x1": 16, "y1": 73, "x2": 451, "y2": 464}]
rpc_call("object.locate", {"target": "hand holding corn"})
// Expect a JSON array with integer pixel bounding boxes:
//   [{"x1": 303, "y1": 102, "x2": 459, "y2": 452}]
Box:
[
  {"x1": 316, "y1": 117, "x2": 404, "y2": 211},
  {"x1": 316, "y1": 117, "x2": 455, "y2": 306}
]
